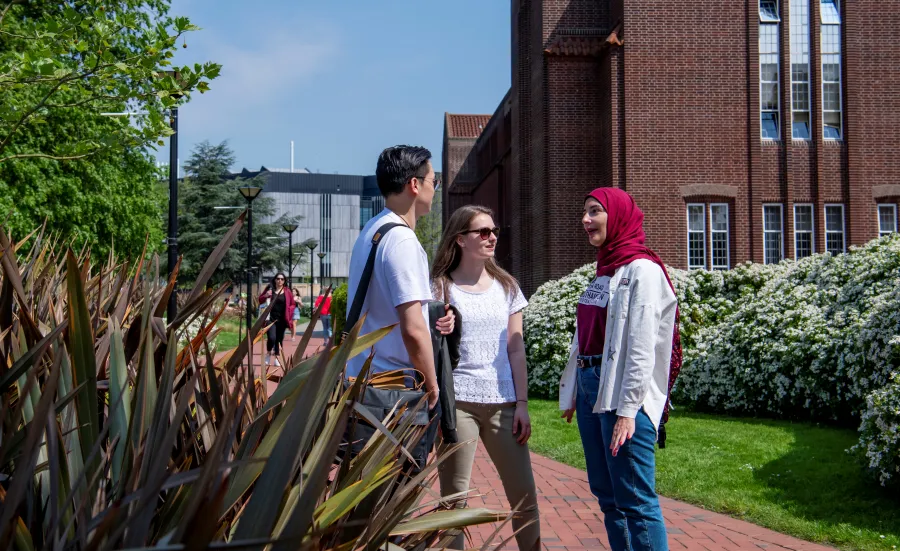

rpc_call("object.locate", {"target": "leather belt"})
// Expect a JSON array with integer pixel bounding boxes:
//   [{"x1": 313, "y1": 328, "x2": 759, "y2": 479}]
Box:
[{"x1": 576, "y1": 355, "x2": 604, "y2": 369}]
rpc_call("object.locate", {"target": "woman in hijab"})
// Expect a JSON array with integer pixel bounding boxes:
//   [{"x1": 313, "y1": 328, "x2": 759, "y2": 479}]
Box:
[{"x1": 559, "y1": 188, "x2": 681, "y2": 551}]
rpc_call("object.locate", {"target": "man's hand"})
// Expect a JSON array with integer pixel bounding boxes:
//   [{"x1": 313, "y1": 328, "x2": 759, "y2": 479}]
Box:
[
  {"x1": 561, "y1": 408, "x2": 575, "y2": 423},
  {"x1": 435, "y1": 304, "x2": 455, "y2": 335},
  {"x1": 512, "y1": 403, "x2": 532, "y2": 444},
  {"x1": 610, "y1": 415, "x2": 636, "y2": 457}
]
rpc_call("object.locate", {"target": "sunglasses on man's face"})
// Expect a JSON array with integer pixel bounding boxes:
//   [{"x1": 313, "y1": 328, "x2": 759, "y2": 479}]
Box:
[{"x1": 461, "y1": 227, "x2": 501, "y2": 240}]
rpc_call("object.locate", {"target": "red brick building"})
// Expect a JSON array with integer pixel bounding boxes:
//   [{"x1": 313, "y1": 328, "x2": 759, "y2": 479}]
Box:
[{"x1": 443, "y1": 0, "x2": 900, "y2": 296}]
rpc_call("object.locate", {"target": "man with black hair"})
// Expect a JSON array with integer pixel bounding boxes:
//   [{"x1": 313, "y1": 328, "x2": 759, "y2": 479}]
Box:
[{"x1": 347, "y1": 145, "x2": 452, "y2": 409}]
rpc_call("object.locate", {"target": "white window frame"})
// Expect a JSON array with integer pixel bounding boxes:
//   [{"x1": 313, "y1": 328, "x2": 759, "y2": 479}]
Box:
[
  {"x1": 687, "y1": 203, "x2": 707, "y2": 269},
  {"x1": 824, "y1": 203, "x2": 846, "y2": 254},
  {"x1": 878, "y1": 204, "x2": 898, "y2": 237},
  {"x1": 790, "y1": 0, "x2": 811, "y2": 140},
  {"x1": 760, "y1": 8, "x2": 782, "y2": 141},
  {"x1": 793, "y1": 203, "x2": 815, "y2": 259},
  {"x1": 763, "y1": 204, "x2": 785, "y2": 264},
  {"x1": 709, "y1": 203, "x2": 731, "y2": 270},
  {"x1": 820, "y1": 0, "x2": 842, "y2": 140}
]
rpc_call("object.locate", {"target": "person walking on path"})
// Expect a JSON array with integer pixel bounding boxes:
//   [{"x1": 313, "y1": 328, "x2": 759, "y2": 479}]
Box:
[
  {"x1": 559, "y1": 188, "x2": 681, "y2": 551},
  {"x1": 291, "y1": 288, "x2": 303, "y2": 340},
  {"x1": 432, "y1": 205, "x2": 540, "y2": 551},
  {"x1": 258, "y1": 272, "x2": 296, "y2": 368},
  {"x1": 314, "y1": 293, "x2": 333, "y2": 340}
]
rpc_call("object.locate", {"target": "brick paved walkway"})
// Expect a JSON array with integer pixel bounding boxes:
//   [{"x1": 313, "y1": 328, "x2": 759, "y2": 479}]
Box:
[
  {"x1": 251, "y1": 323, "x2": 835, "y2": 551},
  {"x1": 463, "y1": 446, "x2": 835, "y2": 551}
]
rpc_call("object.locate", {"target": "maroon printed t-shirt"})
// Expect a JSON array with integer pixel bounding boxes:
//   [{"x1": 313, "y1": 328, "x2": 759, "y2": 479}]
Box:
[{"x1": 576, "y1": 275, "x2": 611, "y2": 357}]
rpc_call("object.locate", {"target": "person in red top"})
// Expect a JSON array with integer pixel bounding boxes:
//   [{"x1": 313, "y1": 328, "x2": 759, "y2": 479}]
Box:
[
  {"x1": 314, "y1": 294, "x2": 333, "y2": 340},
  {"x1": 258, "y1": 272, "x2": 295, "y2": 368}
]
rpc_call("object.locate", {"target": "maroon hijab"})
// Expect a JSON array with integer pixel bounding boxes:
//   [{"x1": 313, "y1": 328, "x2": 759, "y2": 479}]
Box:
[
  {"x1": 587, "y1": 187, "x2": 673, "y2": 292},
  {"x1": 587, "y1": 187, "x2": 682, "y2": 425}
]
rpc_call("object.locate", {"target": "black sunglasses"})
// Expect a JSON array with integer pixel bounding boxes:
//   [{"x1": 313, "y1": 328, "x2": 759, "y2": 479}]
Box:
[{"x1": 461, "y1": 227, "x2": 501, "y2": 240}]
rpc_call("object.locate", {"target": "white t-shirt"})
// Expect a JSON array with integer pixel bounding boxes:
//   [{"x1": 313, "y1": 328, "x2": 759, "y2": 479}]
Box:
[
  {"x1": 448, "y1": 278, "x2": 528, "y2": 403},
  {"x1": 346, "y1": 209, "x2": 432, "y2": 378}
]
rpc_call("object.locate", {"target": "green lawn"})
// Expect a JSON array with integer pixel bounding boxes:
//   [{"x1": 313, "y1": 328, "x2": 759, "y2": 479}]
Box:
[
  {"x1": 213, "y1": 316, "x2": 310, "y2": 350},
  {"x1": 527, "y1": 399, "x2": 900, "y2": 551}
]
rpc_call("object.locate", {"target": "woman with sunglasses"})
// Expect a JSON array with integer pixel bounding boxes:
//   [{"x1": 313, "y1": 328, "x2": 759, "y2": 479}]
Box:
[
  {"x1": 559, "y1": 188, "x2": 680, "y2": 551},
  {"x1": 258, "y1": 272, "x2": 296, "y2": 368},
  {"x1": 432, "y1": 205, "x2": 540, "y2": 551}
]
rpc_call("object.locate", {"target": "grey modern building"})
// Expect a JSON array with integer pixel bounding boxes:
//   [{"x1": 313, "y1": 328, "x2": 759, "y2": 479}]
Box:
[{"x1": 232, "y1": 167, "x2": 385, "y2": 283}]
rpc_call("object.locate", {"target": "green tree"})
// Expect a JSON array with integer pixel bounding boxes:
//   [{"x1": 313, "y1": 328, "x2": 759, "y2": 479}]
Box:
[
  {"x1": 416, "y1": 184, "x2": 443, "y2": 266},
  {"x1": 0, "y1": 0, "x2": 221, "y2": 163},
  {"x1": 0, "y1": 0, "x2": 221, "y2": 257},
  {"x1": 177, "y1": 140, "x2": 302, "y2": 287}
]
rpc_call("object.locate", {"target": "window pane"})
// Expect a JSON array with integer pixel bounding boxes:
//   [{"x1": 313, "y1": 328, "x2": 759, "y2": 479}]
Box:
[
  {"x1": 792, "y1": 63, "x2": 809, "y2": 83},
  {"x1": 825, "y1": 206, "x2": 843, "y2": 231},
  {"x1": 796, "y1": 232, "x2": 813, "y2": 258},
  {"x1": 820, "y1": 0, "x2": 840, "y2": 25},
  {"x1": 761, "y1": 83, "x2": 780, "y2": 109},
  {"x1": 765, "y1": 233, "x2": 783, "y2": 264},
  {"x1": 879, "y1": 206, "x2": 897, "y2": 234},
  {"x1": 823, "y1": 83, "x2": 841, "y2": 110},
  {"x1": 764, "y1": 206, "x2": 783, "y2": 231},
  {"x1": 711, "y1": 205, "x2": 729, "y2": 231},
  {"x1": 761, "y1": 62, "x2": 779, "y2": 83},
  {"x1": 822, "y1": 25, "x2": 841, "y2": 53},
  {"x1": 792, "y1": 115, "x2": 810, "y2": 140},
  {"x1": 688, "y1": 205, "x2": 705, "y2": 231},
  {"x1": 688, "y1": 233, "x2": 706, "y2": 268},
  {"x1": 822, "y1": 58, "x2": 840, "y2": 82},
  {"x1": 761, "y1": 112, "x2": 780, "y2": 139},
  {"x1": 794, "y1": 205, "x2": 813, "y2": 231},
  {"x1": 760, "y1": 25, "x2": 779, "y2": 53},
  {"x1": 824, "y1": 111, "x2": 842, "y2": 138},
  {"x1": 826, "y1": 232, "x2": 844, "y2": 254},
  {"x1": 760, "y1": 0, "x2": 780, "y2": 20},
  {"x1": 712, "y1": 233, "x2": 729, "y2": 269},
  {"x1": 792, "y1": 82, "x2": 810, "y2": 109}
]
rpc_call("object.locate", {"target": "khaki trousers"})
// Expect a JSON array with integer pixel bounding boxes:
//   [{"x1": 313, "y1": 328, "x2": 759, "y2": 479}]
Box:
[{"x1": 438, "y1": 402, "x2": 540, "y2": 551}]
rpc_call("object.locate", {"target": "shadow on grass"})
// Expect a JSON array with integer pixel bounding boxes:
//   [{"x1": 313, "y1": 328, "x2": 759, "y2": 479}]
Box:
[{"x1": 750, "y1": 417, "x2": 900, "y2": 544}]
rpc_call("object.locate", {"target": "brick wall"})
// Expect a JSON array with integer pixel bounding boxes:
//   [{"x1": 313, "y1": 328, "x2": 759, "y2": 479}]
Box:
[{"x1": 477, "y1": 0, "x2": 898, "y2": 295}]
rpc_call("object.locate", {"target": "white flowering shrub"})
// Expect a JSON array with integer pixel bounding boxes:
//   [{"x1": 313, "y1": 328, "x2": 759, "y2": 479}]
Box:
[
  {"x1": 853, "y1": 372, "x2": 900, "y2": 486},
  {"x1": 524, "y1": 234, "x2": 900, "y2": 485},
  {"x1": 523, "y1": 263, "x2": 596, "y2": 397}
]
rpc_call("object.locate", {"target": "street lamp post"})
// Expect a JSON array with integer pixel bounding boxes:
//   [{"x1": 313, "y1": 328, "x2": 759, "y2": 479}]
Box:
[
  {"x1": 164, "y1": 71, "x2": 183, "y2": 323},
  {"x1": 317, "y1": 251, "x2": 327, "y2": 290},
  {"x1": 239, "y1": 185, "x2": 263, "y2": 336},
  {"x1": 306, "y1": 241, "x2": 318, "y2": 312},
  {"x1": 283, "y1": 223, "x2": 298, "y2": 288}
]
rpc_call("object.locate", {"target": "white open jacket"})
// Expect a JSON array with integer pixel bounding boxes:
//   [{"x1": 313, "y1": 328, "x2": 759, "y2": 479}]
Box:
[{"x1": 558, "y1": 259, "x2": 678, "y2": 431}]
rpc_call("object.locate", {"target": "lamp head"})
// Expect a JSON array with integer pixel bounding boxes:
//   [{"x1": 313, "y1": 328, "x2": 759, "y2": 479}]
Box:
[
  {"x1": 306, "y1": 241, "x2": 318, "y2": 251},
  {"x1": 239, "y1": 186, "x2": 263, "y2": 201},
  {"x1": 283, "y1": 223, "x2": 298, "y2": 233},
  {"x1": 317, "y1": 252, "x2": 326, "y2": 259}
]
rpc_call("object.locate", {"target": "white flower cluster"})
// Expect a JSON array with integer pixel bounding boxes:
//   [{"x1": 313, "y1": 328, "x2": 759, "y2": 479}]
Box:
[
  {"x1": 523, "y1": 234, "x2": 900, "y2": 486},
  {"x1": 852, "y1": 372, "x2": 900, "y2": 486}
]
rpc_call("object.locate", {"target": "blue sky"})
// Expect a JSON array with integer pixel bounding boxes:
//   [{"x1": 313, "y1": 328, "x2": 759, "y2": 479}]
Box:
[{"x1": 158, "y1": 0, "x2": 510, "y2": 176}]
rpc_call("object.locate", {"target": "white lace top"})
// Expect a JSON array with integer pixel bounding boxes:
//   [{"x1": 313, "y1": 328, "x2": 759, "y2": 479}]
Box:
[{"x1": 447, "y1": 279, "x2": 528, "y2": 404}]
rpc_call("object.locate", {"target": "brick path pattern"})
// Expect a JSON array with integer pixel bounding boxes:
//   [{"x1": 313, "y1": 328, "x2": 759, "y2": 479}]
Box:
[{"x1": 253, "y1": 325, "x2": 835, "y2": 551}]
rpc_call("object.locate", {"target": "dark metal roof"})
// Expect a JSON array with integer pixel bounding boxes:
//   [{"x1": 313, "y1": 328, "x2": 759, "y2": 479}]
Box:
[{"x1": 228, "y1": 167, "x2": 374, "y2": 195}]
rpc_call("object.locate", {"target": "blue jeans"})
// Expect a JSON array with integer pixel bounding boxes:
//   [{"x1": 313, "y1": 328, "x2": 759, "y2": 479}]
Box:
[
  {"x1": 320, "y1": 315, "x2": 332, "y2": 339},
  {"x1": 576, "y1": 365, "x2": 668, "y2": 551}
]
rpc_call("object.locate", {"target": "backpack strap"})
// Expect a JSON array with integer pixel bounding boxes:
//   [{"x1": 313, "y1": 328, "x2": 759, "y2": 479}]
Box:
[{"x1": 343, "y1": 222, "x2": 405, "y2": 339}]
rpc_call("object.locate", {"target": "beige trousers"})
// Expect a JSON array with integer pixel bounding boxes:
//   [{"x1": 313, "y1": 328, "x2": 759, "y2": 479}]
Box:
[{"x1": 438, "y1": 402, "x2": 541, "y2": 551}]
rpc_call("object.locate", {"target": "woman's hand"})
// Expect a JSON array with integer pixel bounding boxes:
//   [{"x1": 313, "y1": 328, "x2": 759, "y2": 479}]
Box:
[
  {"x1": 561, "y1": 408, "x2": 575, "y2": 423},
  {"x1": 610, "y1": 415, "x2": 636, "y2": 457},
  {"x1": 512, "y1": 402, "x2": 532, "y2": 444}
]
